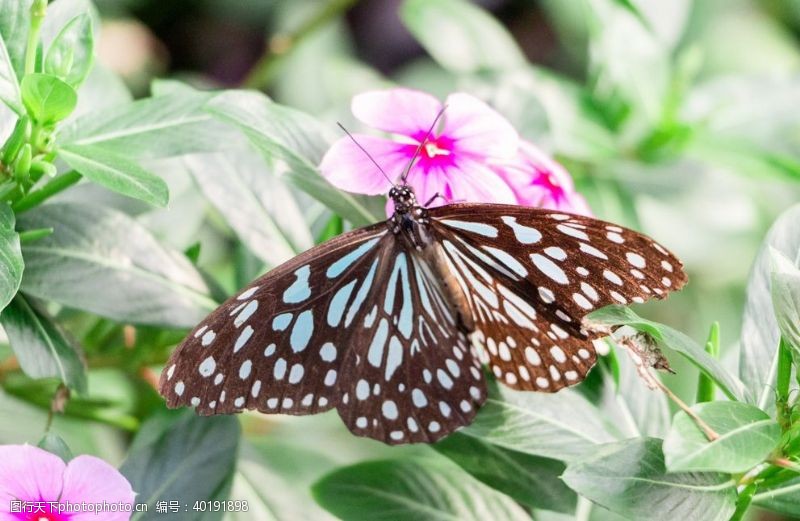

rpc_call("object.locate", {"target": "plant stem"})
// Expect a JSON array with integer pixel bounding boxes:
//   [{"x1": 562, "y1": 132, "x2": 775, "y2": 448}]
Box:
[
  {"x1": 776, "y1": 337, "x2": 793, "y2": 429},
  {"x1": 25, "y1": 0, "x2": 48, "y2": 75},
  {"x1": 243, "y1": 0, "x2": 360, "y2": 89},
  {"x1": 655, "y1": 377, "x2": 720, "y2": 440},
  {"x1": 12, "y1": 170, "x2": 81, "y2": 213},
  {"x1": 696, "y1": 322, "x2": 719, "y2": 403},
  {"x1": 729, "y1": 484, "x2": 756, "y2": 521}
]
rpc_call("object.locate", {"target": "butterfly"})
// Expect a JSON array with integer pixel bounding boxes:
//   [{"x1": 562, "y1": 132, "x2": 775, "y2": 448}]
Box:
[{"x1": 158, "y1": 117, "x2": 687, "y2": 445}]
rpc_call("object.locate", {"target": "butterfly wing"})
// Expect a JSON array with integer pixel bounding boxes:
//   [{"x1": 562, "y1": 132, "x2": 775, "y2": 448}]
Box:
[
  {"x1": 159, "y1": 223, "x2": 390, "y2": 415},
  {"x1": 428, "y1": 203, "x2": 687, "y2": 392},
  {"x1": 159, "y1": 221, "x2": 486, "y2": 444}
]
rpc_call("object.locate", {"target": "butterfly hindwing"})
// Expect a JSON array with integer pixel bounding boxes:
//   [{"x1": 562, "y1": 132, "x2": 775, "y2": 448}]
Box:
[
  {"x1": 336, "y1": 251, "x2": 486, "y2": 443},
  {"x1": 428, "y1": 203, "x2": 687, "y2": 392}
]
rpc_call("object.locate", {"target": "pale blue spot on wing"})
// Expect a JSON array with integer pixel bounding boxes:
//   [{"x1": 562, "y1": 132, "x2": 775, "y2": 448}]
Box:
[
  {"x1": 368, "y1": 318, "x2": 389, "y2": 367},
  {"x1": 344, "y1": 258, "x2": 379, "y2": 327},
  {"x1": 272, "y1": 313, "x2": 293, "y2": 331},
  {"x1": 502, "y1": 216, "x2": 542, "y2": 244},
  {"x1": 384, "y1": 253, "x2": 413, "y2": 339},
  {"x1": 327, "y1": 279, "x2": 357, "y2": 327},
  {"x1": 483, "y1": 246, "x2": 528, "y2": 277},
  {"x1": 326, "y1": 237, "x2": 381, "y2": 279},
  {"x1": 283, "y1": 265, "x2": 311, "y2": 303},
  {"x1": 385, "y1": 336, "x2": 403, "y2": 381},
  {"x1": 441, "y1": 219, "x2": 498, "y2": 238},
  {"x1": 290, "y1": 310, "x2": 314, "y2": 352}
]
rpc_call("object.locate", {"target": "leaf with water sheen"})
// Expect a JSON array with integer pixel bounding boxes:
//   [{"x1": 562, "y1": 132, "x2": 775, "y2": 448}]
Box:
[
  {"x1": 434, "y1": 432, "x2": 576, "y2": 513},
  {"x1": 401, "y1": 0, "x2": 526, "y2": 74},
  {"x1": 740, "y1": 204, "x2": 800, "y2": 408},
  {"x1": 313, "y1": 458, "x2": 531, "y2": 521},
  {"x1": 58, "y1": 144, "x2": 168, "y2": 207},
  {"x1": 770, "y1": 248, "x2": 800, "y2": 357},
  {"x1": 0, "y1": 0, "x2": 31, "y2": 78},
  {"x1": 20, "y1": 73, "x2": 77, "y2": 125},
  {"x1": 60, "y1": 90, "x2": 224, "y2": 160},
  {"x1": 182, "y1": 152, "x2": 313, "y2": 267},
  {"x1": 121, "y1": 411, "x2": 239, "y2": 521},
  {"x1": 17, "y1": 203, "x2": 215, "y2": 328},
  {"x1": 459, "y1": 383, "x2": 619, "y2": 462},
  {"x1": 205, "y1": 90, "x2": 383, "y2": 227},
  {"x1": 563, "y1": 437, "x2": 737, "y2": 521},
  {"x1": 44, "y1": 13, "x2": 94, "y2": 87},
  {"x1": 0, "y1": 31, "x2": 21, "y2": 114},
  {"x1": 0, "y1": 293, "x2": 86, "y2": 393},
  {"x1": 663, "y1": 401, "x2": 780, "y2": 473},
  {"x1": 0, "y1": 204, "x2": 23, "y2": 313},
  {"x1": 586, "y1": 305, "x2": 747, "y2": 402}
]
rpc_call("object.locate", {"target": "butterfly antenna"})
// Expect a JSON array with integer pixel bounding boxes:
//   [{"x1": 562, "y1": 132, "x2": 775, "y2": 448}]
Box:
[
  {"x1": 400, "y1": 105, "x2": 447, "y2": 184},
  {"x1": 337, "y1": 122, "x2": 394, "y2": 186}
]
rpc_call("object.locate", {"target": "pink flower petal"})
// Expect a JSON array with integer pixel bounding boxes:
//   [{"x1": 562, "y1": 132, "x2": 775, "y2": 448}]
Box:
[
  {"x1": 60, "y1": 455, "x2": 135, "y2": 521},
  {"x1": 443, "y1": 93, "x2": 518, "y2": 159},
  {"x1": 494, "y1": 141, "x2": 592, "y2": 216},
  {"x1": 0, "y1": 445, "x2": 65, "y2": 511},
  {"x1": 443, "y1": 159, "x2": 517, "y2": 205},
  {"x1": 352, "y1": 89, "x2": 443, "y2": 136},
  {"x1": 320, "y1": 135, "x2": 412, "y2": 195}
]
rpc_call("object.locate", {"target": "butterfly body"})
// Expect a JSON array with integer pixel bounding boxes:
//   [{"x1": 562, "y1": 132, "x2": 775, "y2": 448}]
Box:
[{"x1": 159, "y1": 183, "x2": 687, "y2": 444}]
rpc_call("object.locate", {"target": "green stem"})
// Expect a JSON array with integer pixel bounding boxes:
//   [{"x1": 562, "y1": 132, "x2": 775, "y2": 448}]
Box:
[
  {"x1": 12, "y1": 170, "x2": 81, "y2": 213},
  {"x1": 777, "y1": 337, "x2": 793, "y2": 430},
  {"x1": 696, "y1": 322, "x2": 719, "y2": 403},
  {"x1": 729, "y1": 484, "x2": 756, "y2": 521},
  {"x1": 25, "y1": 0, "x2": 48, "y2": 75},
  {"x1": 243, "y1": 0, "x2": 360, "y2": 89}
]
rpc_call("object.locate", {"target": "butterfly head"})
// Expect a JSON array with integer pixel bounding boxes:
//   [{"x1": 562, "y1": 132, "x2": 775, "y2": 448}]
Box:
[{"x1": 389, "y1": 184, "x2": 418, "y2": 214}]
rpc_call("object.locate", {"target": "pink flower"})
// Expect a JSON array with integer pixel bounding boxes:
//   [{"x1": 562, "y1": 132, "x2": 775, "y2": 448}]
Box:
[
  {"x1": 495, "y1": 141, "x2": 592, "y2": 216},
  {"x1": 0, "y1": 444, "x2": 135, "y2": 521},
  {"x1": 320, "y1": 87, "x2": 591, "y2": 216},
  {"x1": 321, "y1": 88, "x2": 519, "y2": 208}
]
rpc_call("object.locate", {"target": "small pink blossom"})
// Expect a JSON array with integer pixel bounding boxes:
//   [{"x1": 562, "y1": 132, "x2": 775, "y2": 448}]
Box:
[
  {"x1": 321, "y1": 88, "x2": 519, "y2": 208},
  {"x1": 0, "y1": 444, "x2": 135, "y2": 521},
  {"x1": 494, "y1": 141, "x2": 592, "y2": 216},
  {"x1": 320, "y1": 87, "x2": 591, "y2": 216}
]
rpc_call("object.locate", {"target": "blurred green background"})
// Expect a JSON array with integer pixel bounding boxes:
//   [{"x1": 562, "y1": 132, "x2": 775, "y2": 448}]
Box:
[{"x1": 3, "y1": 0, "x2": 800, "y2": 519}]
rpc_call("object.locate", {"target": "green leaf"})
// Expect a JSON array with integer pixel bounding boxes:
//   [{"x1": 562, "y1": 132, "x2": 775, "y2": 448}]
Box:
[
  {"x1": 182, "y1": 152, "x2": 313, "y2": 267},
  {"x1": 754, "y1": 477, "x2": 800, "y2": 517},
  {"x1": 586, "y1": 305, "x2": 747, "y2": 401},
  {"x1": 121, "y1": 411, "x2": 240, "y2": 521},
  {"x1": 563, "y1": 438, "x2": 737, "y2": 521},
  {"x1": 0, "y1": 0, "x2": 31, "y2": 79},
  {"x1": 17, "y1": 202, "x2": 215, "y2": 328},
  {"x1": 0, "y1": 293, "x2": 87, "y2": 393},
  {"x1": 20, "y1": 73, "x2": 77, "y2": 125},
  {"x1": 663, "y1": 402, "x2": 780, "y2": 473},
  {"x1": 60, "y1": 90, "x2": 223, "y2": 160},
  {"x1": 38, "y1": 432, "x2": 74, "y2": 462},
  {"x1": 229, "y1": 440, "x2": 338, "y2": 521},
  {"x1": 313, "y1": 458, "x2": 531, "y2": 521},
  {"x1": 0, "y1": 31, "x2": 21, "y2": 114},
  {"x1": 44, "y1": 13, "x2": 93, "y2": 88},
  {"x1": 0, "y1": 203, "x2": 23, "y2": 312},
  {"x1": 400, "y1": 0, "x2": 526, "y2": 73},
  {"x1": 58, "y1": 144, "x2": 168, "y2": 207},
  {"x1": 435, "y1": 432, "x2": 576, "y2": 513},
  {"x1": 740, "y1": 204, "x2": 800, "y2": 408},
  {"x1": 205, "y1": 90, "x2": 383, "y2": 227},
  {"x1": 770, "y1": 248, "x2": 800, "y2": 357},
  {"x1": 459, "y1": 383, "x2": 619, "y2": 462}
]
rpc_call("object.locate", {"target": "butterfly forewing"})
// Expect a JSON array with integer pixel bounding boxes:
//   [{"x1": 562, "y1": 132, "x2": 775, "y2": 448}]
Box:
[
  {"x1": 160, "y1": 223, "x2": 389, "y2": 415},
  {"x1": 428, "y1": 204, "x2": 687, "y2": 392}
]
